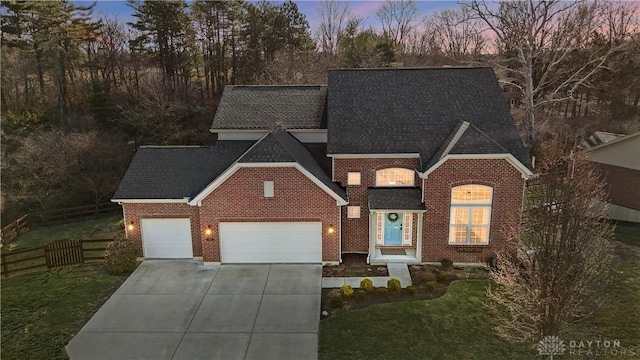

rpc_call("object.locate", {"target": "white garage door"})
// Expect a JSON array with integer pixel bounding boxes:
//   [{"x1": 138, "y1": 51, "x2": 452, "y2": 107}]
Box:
[
  {"x1": 219, "y1": 222, "x2": 322, "y2": 263},
  {"x1": 141, "y1": 218, "x2": 193, "y2": 259}
]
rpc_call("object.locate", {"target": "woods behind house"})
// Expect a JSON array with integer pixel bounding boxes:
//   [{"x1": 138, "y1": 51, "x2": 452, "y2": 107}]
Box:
[{"x1": 1, "y1": 0, "x2": 639, "y2": 224}]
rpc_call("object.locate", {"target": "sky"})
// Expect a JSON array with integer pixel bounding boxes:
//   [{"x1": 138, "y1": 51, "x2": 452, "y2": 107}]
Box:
[{"x1": 86, "y1": 1, "x2": 461, "y2": 30}]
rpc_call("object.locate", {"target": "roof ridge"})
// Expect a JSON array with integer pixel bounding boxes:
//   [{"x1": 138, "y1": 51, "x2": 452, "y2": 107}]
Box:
[{"x1": 439, "y1": 121, "x2": 470, "y2": 159}]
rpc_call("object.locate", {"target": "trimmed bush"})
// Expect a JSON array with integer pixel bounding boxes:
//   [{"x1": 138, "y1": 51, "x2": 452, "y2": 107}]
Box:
[
  {"x1": 425, "y1": 281, "x2": 437, "y2": 292},
  {"x1": 355, "y1": 289, "x2": 368, "y2": 302},
  {"x1": 360, "y1": 278, "x2": 374, "y2": 292},
  {"x1": 330, "y1": 295, "x2": 344, "y2": 308},
  {"x1": 104, "y1": 236, "x2": 137, "y2": 275},
  {"x1": 340, "y1": 284, "x2": 354, "y2": 298},
  {"x1": 405, "y1": 285, "x2": 417, "y2": 295},
  {"x1": 440, "y1": 258, "x2": 454, "y2": 271},
  {"x1": 485, "y1": 255, "x2": 498, "y2": 271},
  {"x1": 376, "y1": 287, "x2": 389, "y2": 297},
  {"x1": 413, "y1": 272, "x2": 436, "y2": 286},
  {"x1": 387, "y1": 278, "x2": 402, "y2": 292}
]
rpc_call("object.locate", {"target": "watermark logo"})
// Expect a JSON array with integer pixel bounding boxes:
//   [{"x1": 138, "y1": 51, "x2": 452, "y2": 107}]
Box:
[{"x1": 538, "y1": 336, "x2": 566, "y2": 359}]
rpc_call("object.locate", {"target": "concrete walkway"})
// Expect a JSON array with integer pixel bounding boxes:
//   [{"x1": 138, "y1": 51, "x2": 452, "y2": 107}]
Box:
[
  {"x1": 66, "y1": 261, "x2": 321, "y2": 360},
  {"x1": 321, "y1": 263, "x2": 412, "y2": 289}
]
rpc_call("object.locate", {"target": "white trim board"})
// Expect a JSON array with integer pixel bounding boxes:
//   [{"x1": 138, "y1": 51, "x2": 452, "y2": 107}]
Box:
[
  {"x1": 328, "y1": 153, "x2": 421, "y2": 159},
  {"x1": 421, "y1": 154, "x2": 533, "y2": 179},
  {"x1": 112, "y1": 198, "x2": 189, "y2": 204}
]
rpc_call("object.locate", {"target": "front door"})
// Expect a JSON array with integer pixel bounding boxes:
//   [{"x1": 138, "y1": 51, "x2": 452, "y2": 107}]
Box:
[{"x1": 383, "y1": 213, "x2": 403, "y2": 245}]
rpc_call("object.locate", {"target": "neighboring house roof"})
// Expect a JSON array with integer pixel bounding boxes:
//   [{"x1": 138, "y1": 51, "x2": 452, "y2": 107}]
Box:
[
  {"x1": 112, "y1": 142, "x2": 254, "y2": 200},
  {"x1": 368, "y1": 188, "x2": 426, "y2": 211},
  {"x1": 326, "y1": 67, "x2": 530, "y2": 170},
  {"x1": 584, "y1": 131, "x2": 640, "y2": 170},
  {"x1": 211, "y1": 85, "x2": 327, "y2": 130},
  {"x1": 238, "y1": 126, "x2": 347, "y2": 201},
  {"x1": 582, "y1": 131, "x2": 626, "y2": 149}
]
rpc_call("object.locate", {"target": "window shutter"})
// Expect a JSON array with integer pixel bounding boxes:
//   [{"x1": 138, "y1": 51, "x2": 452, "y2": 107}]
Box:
[
  {"x1": 402, "y1": 213, "x2": 412, "y2": 245},
  {"x1": 376, "y1": 213, "x2": 384, "y2": 245}
]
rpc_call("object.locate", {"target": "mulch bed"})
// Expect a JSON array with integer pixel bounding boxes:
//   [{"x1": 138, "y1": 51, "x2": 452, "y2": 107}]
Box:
[
  {"x1": 322, "y1": 254, "x2": 388, "y2": 277},
  {"x1": 321, "y1": 261, "x2": 490, "y2": 317}
]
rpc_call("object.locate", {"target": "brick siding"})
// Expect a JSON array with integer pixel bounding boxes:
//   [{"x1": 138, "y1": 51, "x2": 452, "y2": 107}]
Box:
[
  {"x1": 122, "y1": 203, "x2": 202, "y2": 257},
  {"x1": 198, "y1": 166, "x2": 341, "y2": 262},
  {"x1": 422, "y1": 159, "x2": 524, "y2": 263},
  {"x1": 334, "y1": 158, "x2": 421, "y2": 253},
  {"x1": 592, "y1": 162, "x2": 640, "y2": 211}
]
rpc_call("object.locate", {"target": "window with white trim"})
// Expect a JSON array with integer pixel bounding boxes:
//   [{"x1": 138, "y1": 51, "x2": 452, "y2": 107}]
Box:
[
  {"x1": 347, "y1": 172, "x2": 361, "y2": 185},
  {"x1": 263, "y1": 181, "x2": 274, "y2": 197},
  {"x1": 375, "y1": 168, "x2": 414, "y2": 186},
  {"x1": 449, "y1": 185, "x2": 492, "y2": 244},
  {"x1": 347, "y1": 206, "x2": 361, "y2": 218}
]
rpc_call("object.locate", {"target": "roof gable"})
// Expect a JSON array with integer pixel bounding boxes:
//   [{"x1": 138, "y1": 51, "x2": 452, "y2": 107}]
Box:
[
  {"x1": 211, "y1": 85, "x2": 327, "y2": 130},
  {"x1": 326, "y1": 67, "x2": 530, "y2": 170}
]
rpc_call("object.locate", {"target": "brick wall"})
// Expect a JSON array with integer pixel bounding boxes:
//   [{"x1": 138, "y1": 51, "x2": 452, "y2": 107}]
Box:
[
  {"x1": 198, "y1": 166, "x2": 341, "y2": 262},
  {"x1": 122, "y1": 203, "x2": 202, "y2": 257},
  {"x1": 334, "y1": 158, "x2": 421, "y2": 253},
  {"x1": 592, "y1": 162, "x2": 640, "y2": 211},
  {"x1": 422, "y1": 159, "x2": 524, "y2": 263}
]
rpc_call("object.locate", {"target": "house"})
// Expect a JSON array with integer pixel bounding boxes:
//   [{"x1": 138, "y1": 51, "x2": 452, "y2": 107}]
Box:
[
  {"x1": 112, "y1": 67, "x2": 533, "y2": 265},
  {"x1": 584, "y1": 131, "x2": 640, "y2": 223}
]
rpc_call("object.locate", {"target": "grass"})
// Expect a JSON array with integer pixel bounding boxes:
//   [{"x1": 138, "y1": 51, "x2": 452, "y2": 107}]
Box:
[
  {"x1": 319, "y1": 280, "x2": 535, "y2": 360},
  {"x1": 614, "y1": 223, "x2": 640, "y2": 247},
  {"x1": 4, "y1": 215, "x2": 123, "y2": 251},
  {"x1": 0, "y1": 265, "x2": 131, "y2": 360},
  {"x1": 320, "y1": 234, "x2": 640, "y2": 360}
]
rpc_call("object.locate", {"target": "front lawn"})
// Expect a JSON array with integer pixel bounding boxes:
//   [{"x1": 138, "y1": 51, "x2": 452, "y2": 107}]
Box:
[
  {"x1": 320, "y1": 240, "x2": 640, "y2": 360},
  {"x1": 0, "y1": 265, "x2": 130, "y2": 360},
  {"x1": 4, "y1": 214, "x2": 123, "y2": 250},
  {"x1": 319, "y1": 280, "x2": 534, "y2": 360},
  {"x1": 614, "y1": 223, "x2": 640, "y2": 247}
]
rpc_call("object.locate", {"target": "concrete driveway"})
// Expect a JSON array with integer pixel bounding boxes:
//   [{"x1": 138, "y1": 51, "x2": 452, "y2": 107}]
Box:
[{"x1": 65, "y1": 261, "x2": 321, "y2": 360}]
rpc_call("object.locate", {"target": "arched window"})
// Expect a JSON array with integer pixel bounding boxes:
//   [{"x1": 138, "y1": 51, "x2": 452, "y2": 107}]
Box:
[
  {"x1": 449, "y1": 185, "x2": 492, "y2": 244},
  {"x1": 375, "y1": 168, "x2": 414, "y2": 187}
]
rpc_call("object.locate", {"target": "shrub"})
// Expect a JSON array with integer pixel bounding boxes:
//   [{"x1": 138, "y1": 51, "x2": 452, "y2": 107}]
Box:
[
  {"x1": 440, "y1": 258, "x2": 454, "y2": 271},
  {"x1": 412, "y1": 272, "x2": 436, "y2": 286},
  {"x1": 340, "y1": 284, "x2": 354, "y2": 298},
  {"x1": 355, "y1": 289, "x2": 368, "y2": 302},
  {"x1": 330, "y1": 295, "x2": 344, "y2": 308},
  {"x1": 425, "y1": 281, "x2": 437, "y2": 292},
  {"x1": 485, "y1": 255, "x2": 498, "y2": 271},
  {"x1": 360, "y1": 278, "x2": 374, "y2": 292},
  {"x1": 376, "y1": 287, "x2": 389, "y2": 296},
  {"x1": 387, "y1": 278, "x2": 402, "y2": 292},
  {"x1": 436, "y1": 272, "x2": 448, "y2": 283},
  {"x1": 405, "y1": 285, "x2": 417, "y2": 295},
  {"x1": 104, "y1": 236, "x2": 137, "y2": 274}
]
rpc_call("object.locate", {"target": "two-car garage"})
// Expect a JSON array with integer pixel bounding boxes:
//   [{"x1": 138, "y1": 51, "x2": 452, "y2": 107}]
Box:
[{"x1": 140, "y1": 219, "x2": 322, "y2": 263}]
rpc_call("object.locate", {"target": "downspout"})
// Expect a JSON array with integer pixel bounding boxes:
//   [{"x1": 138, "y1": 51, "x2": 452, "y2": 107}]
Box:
[{"x1": 339, "y1": 204, "x2": 342, "y2": 264}]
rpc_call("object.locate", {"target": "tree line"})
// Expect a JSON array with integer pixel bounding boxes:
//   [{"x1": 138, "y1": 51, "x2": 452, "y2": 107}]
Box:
[{"x1": 1, "y1": 0, "x2": 639, "y2": 223}]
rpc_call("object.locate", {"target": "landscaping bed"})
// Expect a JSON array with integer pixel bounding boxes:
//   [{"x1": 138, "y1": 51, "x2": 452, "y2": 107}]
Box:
[
  {"x1": 322, "y1": 263, "x2": 489, "y2": 316},
  {"x1": 322, "y1": 254, "x2": 388, "y2": 277}
]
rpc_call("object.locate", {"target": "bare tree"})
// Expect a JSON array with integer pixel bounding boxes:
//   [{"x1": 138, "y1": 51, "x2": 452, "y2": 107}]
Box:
[
  {"x1": 314, "y1": 0, "x2": 353, "y2": 56},
  {"x1": 486, "y1": 139, "x2": 615, "y2": 343},
  {"x1": 463, "y1": 0, "x2": 637, "y2": 145},
  {"x1": 422, "y1": 7, "x2": 487, "y2": 61},
  {"x1": 376, "y1": 0, "x2": 418, "y2": 50}
]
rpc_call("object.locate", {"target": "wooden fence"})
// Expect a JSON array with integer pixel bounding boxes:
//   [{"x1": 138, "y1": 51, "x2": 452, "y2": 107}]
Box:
[
  {"x1": 1, "y1": 238, "x2": 113, "y2": 277},
  {"x1": 0, "y1": 203, "x2": 120, "y2": 246}
]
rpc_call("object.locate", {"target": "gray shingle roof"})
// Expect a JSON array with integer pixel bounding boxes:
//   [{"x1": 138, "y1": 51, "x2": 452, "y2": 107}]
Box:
[
  {"x1": 211, "y1": 85, "x2": 327, "y2": 130},
  {"x1": 113, "y1": 142, "x2": 254, "y2": 200},
  {"x1": 239, "y1": 126, "x2": 347, "y2": 201},
  {"x1": 326, "y1": 67, "x2": 530, "y2": 170},
  {"x1": 368, "y1": 188, "x2": 425, "y2": 211}
]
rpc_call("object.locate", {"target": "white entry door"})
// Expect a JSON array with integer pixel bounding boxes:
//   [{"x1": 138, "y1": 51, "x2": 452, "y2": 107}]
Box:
[
  {"x1": 140, "y1": 218, "x2": 193, "y2": 258},
  {"x1": 219, "y1": 222, "x2": 322, "y2": 263}
]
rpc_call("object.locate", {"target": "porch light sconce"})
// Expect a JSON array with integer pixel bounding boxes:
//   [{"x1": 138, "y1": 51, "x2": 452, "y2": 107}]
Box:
[
  {"x1": 127, "y1": 221, "x2": 135, "y2": 231},
  {"x1": 204, "y1": 225, "x2": 213, "y2": 240},
  {"x1": 327, "y1": 225, "x2": 335, "y2": 234}
]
